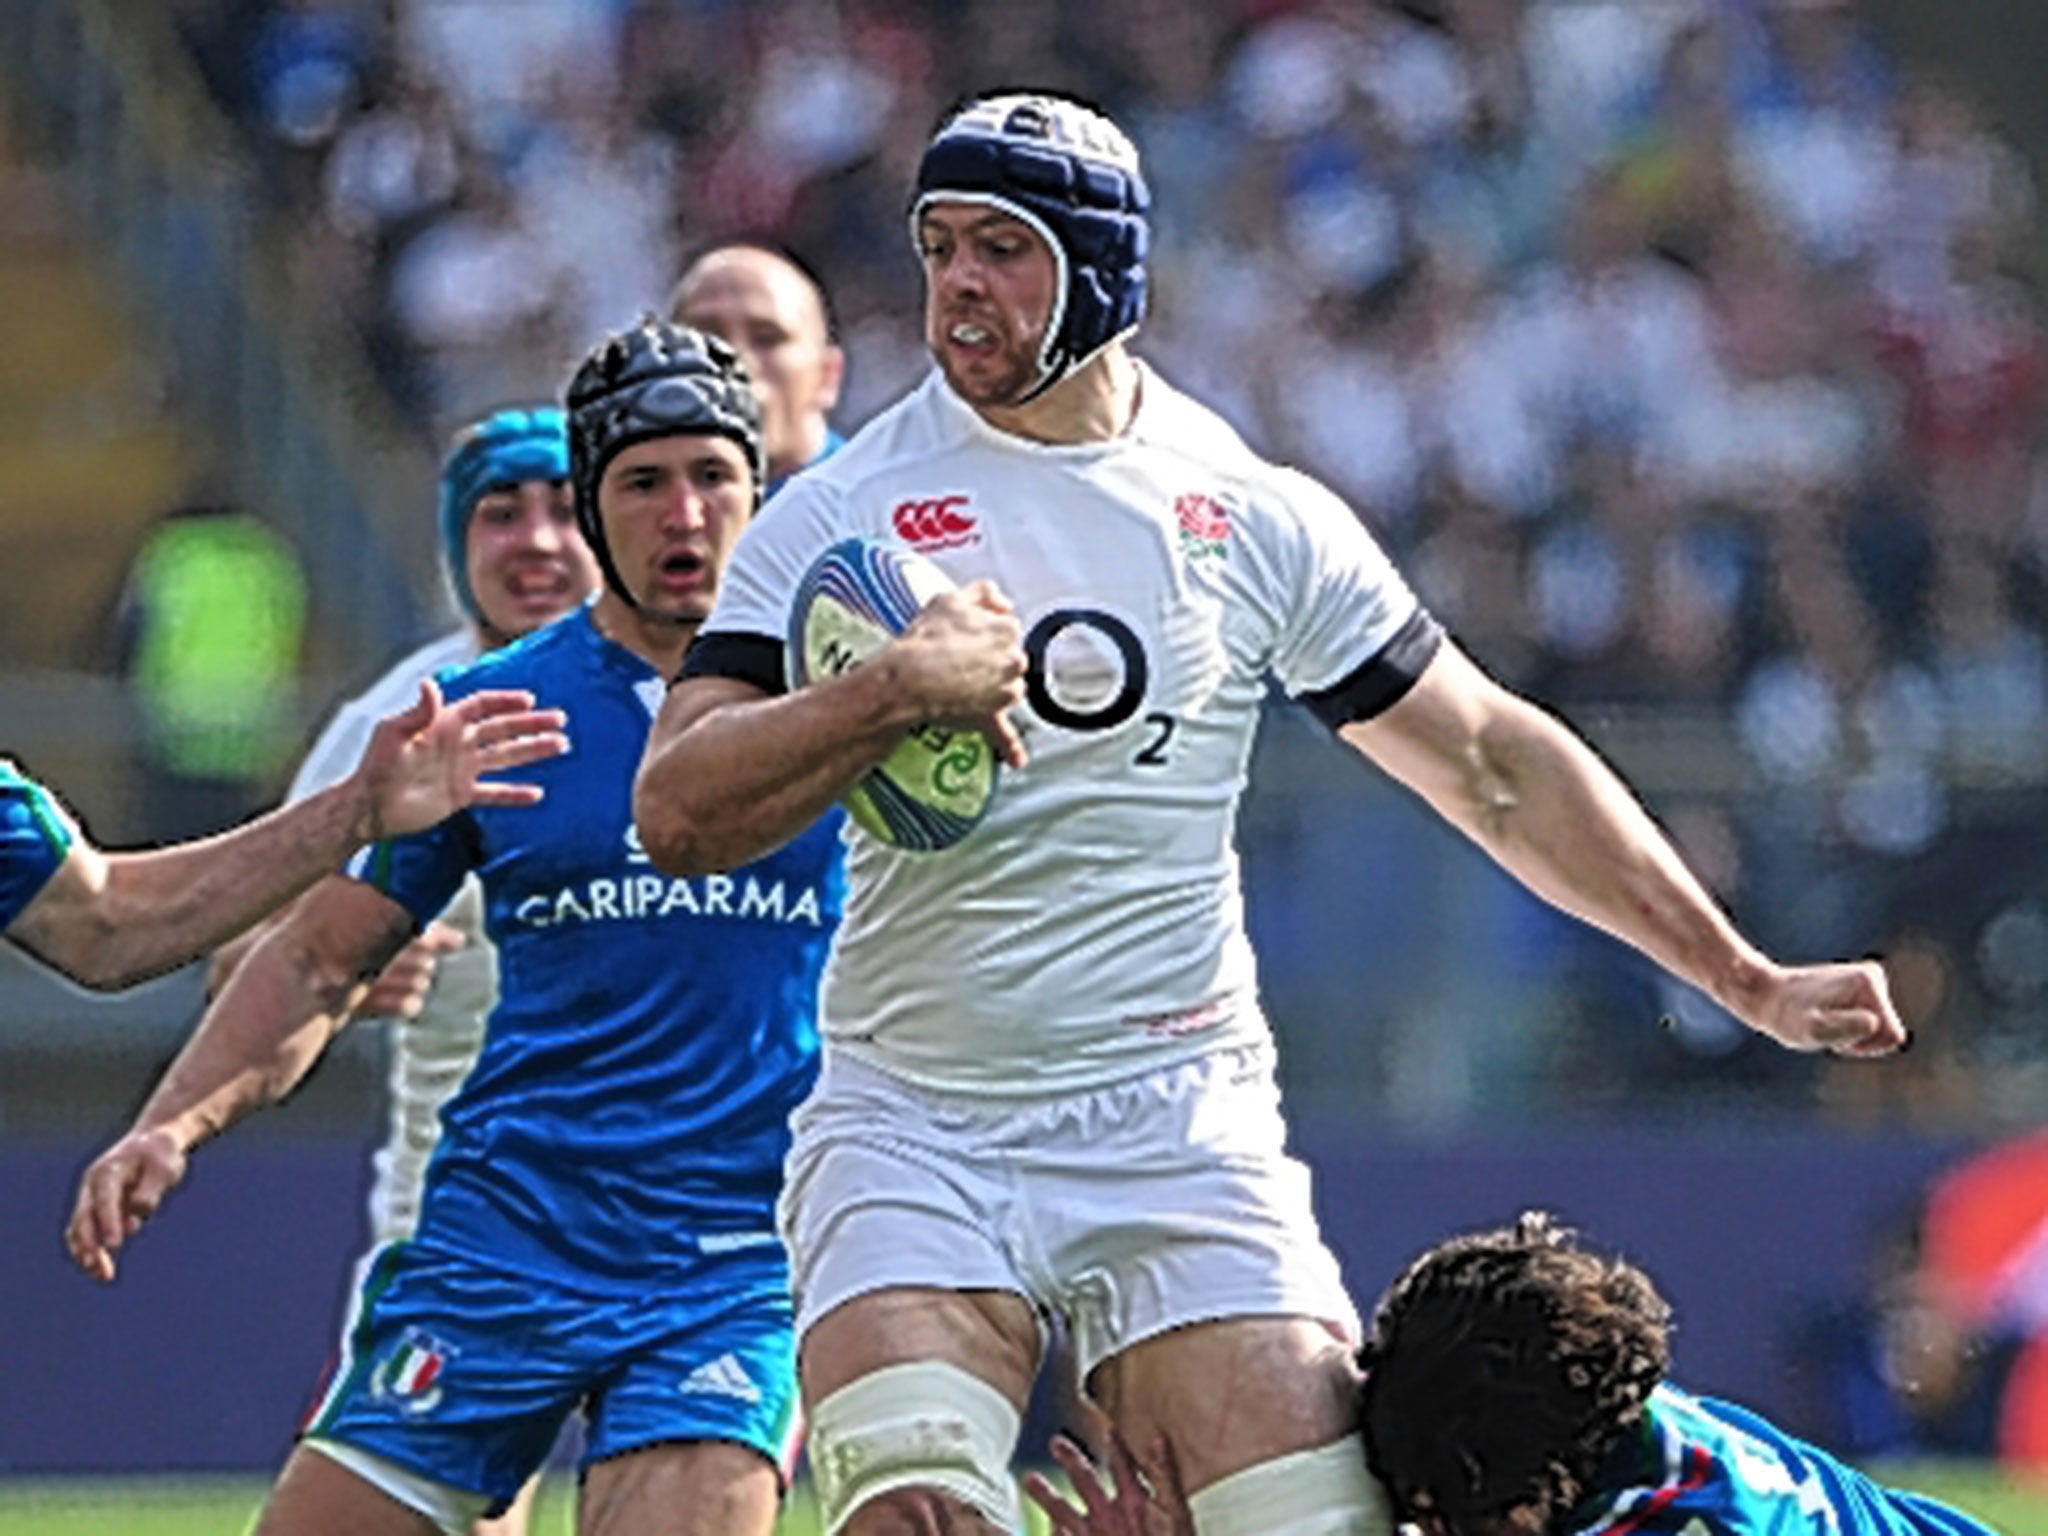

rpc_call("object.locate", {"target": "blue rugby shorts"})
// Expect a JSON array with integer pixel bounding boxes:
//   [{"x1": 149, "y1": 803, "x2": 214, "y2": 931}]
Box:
[{"x1": 303, "y1": 1234, "x2": 800, "y2": 1515}]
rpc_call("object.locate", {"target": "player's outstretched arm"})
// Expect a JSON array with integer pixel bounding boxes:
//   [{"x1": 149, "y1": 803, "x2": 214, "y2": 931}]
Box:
[
  {"x1": 64, "y1": 877, "x2": 415, "y2": 1283},
  {"x1": 635, "y1": 584, "x2": 1026, "y2": 874},
  {"x1": 1342, "y1": 641, "x2": 1906, "y2": 1057},
  {"x1": 11, "y1": 681, "x2": 562, "y2": 991}
]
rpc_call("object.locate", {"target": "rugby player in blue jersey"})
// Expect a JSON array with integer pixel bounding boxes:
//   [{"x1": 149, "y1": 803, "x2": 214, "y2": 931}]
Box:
[
  {"x1": 3, "y1": 694, "x2": 565, "y2": 991},
  {"x1": 1027, "y1": 1214, "x2": 1999, "y2": 1536},
  {"x1": 65, "y1": 318, "x2": 843, "y2": 1536}
]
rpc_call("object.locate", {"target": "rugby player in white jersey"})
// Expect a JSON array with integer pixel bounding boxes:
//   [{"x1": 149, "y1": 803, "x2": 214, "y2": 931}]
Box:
[
  {"x1": 633, "y1": 92, "x2": 1908, "y2": 1536},
  {"x1": 197, "y1": 406, "x2": 598, "y2": 1536}
]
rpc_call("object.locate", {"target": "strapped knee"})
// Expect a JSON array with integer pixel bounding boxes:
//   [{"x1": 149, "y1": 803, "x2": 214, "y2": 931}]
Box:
[
  {"x1": 808, "y1": 1361, "x2": 1022, "y2": 1535},
  {"x1": 1186, "y1": 1436, "x2": 1387, "y2": 1536}
]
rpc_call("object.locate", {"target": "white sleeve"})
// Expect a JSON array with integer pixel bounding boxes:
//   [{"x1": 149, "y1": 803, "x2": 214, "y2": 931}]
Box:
[
  {"x1": 1259, "y1": 468, "x2": 1425, "y2": 698},
  {"x1": 701, "y1": 477, "x2": 851, "y2": 642}
]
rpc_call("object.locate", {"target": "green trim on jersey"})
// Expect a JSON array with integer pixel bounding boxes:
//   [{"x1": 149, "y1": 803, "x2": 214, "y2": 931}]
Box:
[
  {"x1": 0, "y1": 759, "x2": 75, "y2": 855},
  {"x1": 21, "y1": 777, "x2": 75, "y2": 860},
  {"x1": 307, "y1": 1241, "x2": 410, "y2": 1438}
]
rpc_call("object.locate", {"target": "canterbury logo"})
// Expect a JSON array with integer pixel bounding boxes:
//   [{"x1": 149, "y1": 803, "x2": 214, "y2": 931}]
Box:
[{"x1": 892, "y1": 494, "x2": 979, "y2": 551}]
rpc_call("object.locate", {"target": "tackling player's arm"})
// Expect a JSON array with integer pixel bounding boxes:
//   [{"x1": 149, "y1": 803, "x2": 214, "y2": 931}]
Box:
[
  {"x1": 634, "y1": 582, "x2": 1027, "y2": 874},
  {"x1": 1025, "y1": 1415, "x2": 1193, "y2": 1536},
  {"x1": 1342, "y1": 640, "x2": 1905, "y2": 1057},
  {"x1": 65, "y1": 876, "x2": 416, "y2": 1282},
  {"x1": 9, "y1": 681, "x2": 562, "y2": 990}
]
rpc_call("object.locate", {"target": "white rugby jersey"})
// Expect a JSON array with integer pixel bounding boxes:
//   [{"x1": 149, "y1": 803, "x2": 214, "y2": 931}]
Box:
[
  {"x1": 292, "y1": 628, "x2": 493, "y2": 1240},
  {"x1": 697, "y1": 366, "x2": 1438, "y2": 1094}
]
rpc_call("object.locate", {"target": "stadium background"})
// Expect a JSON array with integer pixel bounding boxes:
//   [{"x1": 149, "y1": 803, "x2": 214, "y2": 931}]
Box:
[{"x1": 2, "y1": 0, "x2": 2046, "y2": 1529}]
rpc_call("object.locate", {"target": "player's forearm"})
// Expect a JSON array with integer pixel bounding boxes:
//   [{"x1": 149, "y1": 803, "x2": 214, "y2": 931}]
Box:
[
  {"x1": 637, "y1": 667, "x2": 920, "y2": 873},
  {"x1": 204, "y1": 917, "x2": 275, "y2": 1002},
  {"x1": 132, "y1": 925, "x2": 363, "y2": 1152},
  {"x1": 1376, "y1": 701, "x2": 1776, "y2": 1015},
  {"x1": 86, "y1": 778, "x2": 375, "y2": 988}
]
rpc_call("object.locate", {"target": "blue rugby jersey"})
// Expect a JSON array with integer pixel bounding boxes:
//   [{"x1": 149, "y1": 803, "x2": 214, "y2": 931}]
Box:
[
  {"x1": 1574, "y1": 1385, "x2": 1998, "y2": 1536},
  {"x1": 0, "y1": 759, "x2": 74, "y2": 930},
  {"x1": 347, "y1": 604, "x2": 845, "y2": 1288}
]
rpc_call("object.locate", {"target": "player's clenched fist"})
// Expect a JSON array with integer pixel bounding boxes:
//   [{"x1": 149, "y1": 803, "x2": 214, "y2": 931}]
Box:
[
  {"x1": 1737, "y1": 958, "x2": 1908, "y2": 1057},
  {"x1": 887, "y1": 579, "x2": 1029, "y2": 766},
  {"x1": 65, "y1": 1126, "x2": 190, "y2": 1284}
]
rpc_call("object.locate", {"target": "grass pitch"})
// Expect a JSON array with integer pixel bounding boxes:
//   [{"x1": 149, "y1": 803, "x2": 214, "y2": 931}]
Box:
[
  {"x1": 0, "y1": 1478, "x2": 1065, "y2": 1535},
  {"x1": 0, "y1": 1479, "x2": 761, "y2": 1535},
  {"x1": 0, "y1": 1466, "x2": 2036, "y2": 1533}
]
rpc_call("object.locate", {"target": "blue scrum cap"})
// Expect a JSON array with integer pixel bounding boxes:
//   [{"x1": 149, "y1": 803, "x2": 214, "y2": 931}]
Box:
[
  {"x1": 564, "y1": 316, "x2": 764, "y2": 606},
  {"x1": 911, "y1": 91, "x2": 1150, "y2": 402},
  {"x1": 437, "y1": 406, "x2": 571, "y2": 624}
]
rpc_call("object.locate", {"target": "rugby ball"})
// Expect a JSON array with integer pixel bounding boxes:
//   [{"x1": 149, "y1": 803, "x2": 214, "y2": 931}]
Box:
[{"x1": 787, "y1": 537, "x2": 999, "y2": 851}]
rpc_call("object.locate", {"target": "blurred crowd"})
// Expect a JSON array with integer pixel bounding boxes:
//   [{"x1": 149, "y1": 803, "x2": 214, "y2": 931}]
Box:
[{"x1": 160, "y1": 0, "x2": 2048, "y2": 1116}]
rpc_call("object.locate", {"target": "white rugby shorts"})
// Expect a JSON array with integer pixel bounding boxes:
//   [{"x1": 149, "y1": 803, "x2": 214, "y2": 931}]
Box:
[{"x1": 778, "y1": 1040, "x2": 1360, "y2": 1379}]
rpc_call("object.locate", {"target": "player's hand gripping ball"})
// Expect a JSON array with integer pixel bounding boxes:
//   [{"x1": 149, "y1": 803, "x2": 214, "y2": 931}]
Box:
[{"x1": 787, "y1": 537, "x2": 1000, "y2": 850}]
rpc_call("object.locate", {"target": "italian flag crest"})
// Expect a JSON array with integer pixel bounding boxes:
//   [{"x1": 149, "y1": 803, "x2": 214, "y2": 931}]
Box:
[{"x1": 375, "y1": 1329, "x2": 454, "y2": 1413}]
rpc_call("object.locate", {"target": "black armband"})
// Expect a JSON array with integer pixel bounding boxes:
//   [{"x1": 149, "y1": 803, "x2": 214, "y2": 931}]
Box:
[
  {"x1": 1300, "y1": 608, "x2": 1444, "y2": 729},
  {"x1": 675, "y1": 631, "x2": 787, "y2": 695}
]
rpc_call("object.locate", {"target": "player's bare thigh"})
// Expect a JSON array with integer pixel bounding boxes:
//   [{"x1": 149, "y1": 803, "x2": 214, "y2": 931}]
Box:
[
  {"x1": 253, "y1": 1446, "x2": 443, "y2": 1536},
  {"x1": 801, "y1": 1284, "x2": 1041, "y2": 1405},
  {"x1": 1089, "y1": 1315, "x2": 1361, "y2": 1495},
  {"x1": 802, "y1": 1285, "x2": 1042, "y2": 1536},
  {"x1": 578, "y1": 1439, "x2": 779, "y2": 1536}
]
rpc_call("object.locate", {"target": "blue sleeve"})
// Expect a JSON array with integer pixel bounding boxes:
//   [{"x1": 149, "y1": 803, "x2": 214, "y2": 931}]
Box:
[
  {"x1": 1695, "y1": 1395, "x2": 2002, "y2": 1536},
  {"x1": 0, "y1": 765, "x2": 76, "y2": 930},
  {"x1": 344, "y1": 813, "x2": 478, "y2": 931}
]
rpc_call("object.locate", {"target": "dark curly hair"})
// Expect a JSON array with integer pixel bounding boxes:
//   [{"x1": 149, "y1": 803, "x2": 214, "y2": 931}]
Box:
[{"x1": 1357, "y1": 1212, "x2": 1671, "y2": 1536}]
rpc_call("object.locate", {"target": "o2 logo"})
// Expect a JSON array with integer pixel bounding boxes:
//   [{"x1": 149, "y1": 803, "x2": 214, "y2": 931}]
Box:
[{"x1": 1022, "y1": 607, "x2": 1176, "y2": 767}]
